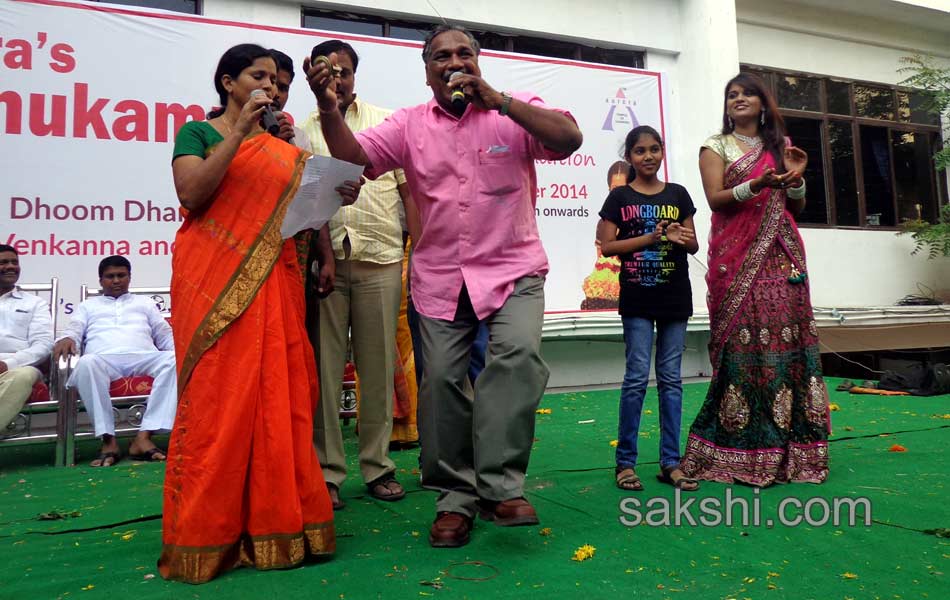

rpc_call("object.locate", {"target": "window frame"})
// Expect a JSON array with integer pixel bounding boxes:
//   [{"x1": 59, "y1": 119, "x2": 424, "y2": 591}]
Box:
[
  {"x1": 742, "y1": 63, "x2": 946, "y2": 231},
  {"x1": 90, "y1": 0, "x2": 200, "y2": 14},
  {"x1": 300, "y1": 8, "x2": 644, "y2": 69}
]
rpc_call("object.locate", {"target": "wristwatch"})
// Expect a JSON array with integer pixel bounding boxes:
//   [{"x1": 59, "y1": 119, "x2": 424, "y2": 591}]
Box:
[{"x1": 499, "y1": 91, "x2": 513, "y2": 116}]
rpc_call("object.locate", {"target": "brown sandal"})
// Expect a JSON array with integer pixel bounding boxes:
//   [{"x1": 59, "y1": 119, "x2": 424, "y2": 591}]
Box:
[
  {"x1": 367, "y1": 474, "x2": 406, "y2": 502},
  {"x1": 657, "y1": 465, "x2": 699, "y2": 491},
  {"x1": 327, "y1": 483, "x2": 346, "y2": 510},
  {"x1": 615, "y1": 467, "x2": 644, "y2": 491}
]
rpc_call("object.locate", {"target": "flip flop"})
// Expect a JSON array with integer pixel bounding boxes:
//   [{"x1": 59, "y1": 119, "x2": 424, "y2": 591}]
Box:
[
  {"x1": 615, "y1": 467, "x2": 643, "y2": 491},
  {"x1": 327, "y1": 483, "x2": 346, "y2": 510},
  {"x1": 91, "y1": 451, "x2": 121, "y2": 468},
  {"x1": 128, "y1": 447, "x2": 166, "y2": 462},
  {"x1": 657, "y1": 465, "x2": 699, "y2": 491},
  {"x1": 367, "y1": 475, "x2": 406, "y2": 502}
]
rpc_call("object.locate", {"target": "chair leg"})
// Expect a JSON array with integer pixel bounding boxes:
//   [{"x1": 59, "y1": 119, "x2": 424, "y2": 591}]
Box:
[
  {"x1": 65, "y1": 387, "x2": 77, "y2": 467},
  {"x1": 55, "y1": 360, "x2": 78, "y2": 467},
  {"x1": 54, "y1": 364, "x2": 67, "y2": 467}
]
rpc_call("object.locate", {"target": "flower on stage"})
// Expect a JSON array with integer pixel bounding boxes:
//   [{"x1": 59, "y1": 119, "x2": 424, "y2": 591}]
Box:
[
  {"x1": 572, "y1": 544, "x2": 596, "y2": 561},
  {"x1": 609, "y1": 439, "x2": 618, "y2": 447},
  {"x1": 536, "y1": 408, "x2": 552, "y2": 415},
  {"x1": 888, "y1": 444, "x2": 907, "y2": 452},
  {"x1": 841, "y1": 572, "x2": 859, "y2": 579},
  {"x1": 829, "y1": 403, "x2": 840, "y2": 411}
]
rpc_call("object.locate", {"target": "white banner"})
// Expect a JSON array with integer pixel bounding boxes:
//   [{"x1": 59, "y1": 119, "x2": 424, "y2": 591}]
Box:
[{"x1": 0, "y1": 0, "x2": 669, "y2": 321}]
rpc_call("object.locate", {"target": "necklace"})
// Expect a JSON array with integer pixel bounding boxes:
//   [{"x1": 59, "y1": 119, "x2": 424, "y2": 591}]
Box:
[
  {"x1": 733, "y1": 131, "x2": 762, "y2": 148},
  {"x1": 219, "y1": 115, "x2": 235, "y2": 136}
]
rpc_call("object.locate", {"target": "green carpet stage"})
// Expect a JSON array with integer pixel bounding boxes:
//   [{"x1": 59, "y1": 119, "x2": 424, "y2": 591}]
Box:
[{"x1": 2, "y1": 377, "x2": 947, "y2": 599}]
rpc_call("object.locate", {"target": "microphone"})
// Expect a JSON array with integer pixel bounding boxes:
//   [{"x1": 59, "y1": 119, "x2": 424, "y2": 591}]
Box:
[
  {"x1": 250, "y1": 89, "x2": 280, "y2": 136},
  {"x1": 448, "y1": 71, "x2": 467, "y2": 109}
]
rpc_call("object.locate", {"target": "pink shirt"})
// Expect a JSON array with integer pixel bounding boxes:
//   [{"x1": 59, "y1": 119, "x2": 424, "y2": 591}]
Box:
[{"x1": 357, "y1": 93, "x2": 575, "y2": 320}]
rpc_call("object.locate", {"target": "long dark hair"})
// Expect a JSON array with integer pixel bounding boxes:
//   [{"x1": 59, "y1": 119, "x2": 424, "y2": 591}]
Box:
[
  {"x1": 208, "y1": 44, "x2": 275, "y2": 119},
  {"x1": 720, "y1": 72, "x2": 786, "y2": 171},
  {"x1": 622, "y1": 125, "x2": 664, "y2": 183}
]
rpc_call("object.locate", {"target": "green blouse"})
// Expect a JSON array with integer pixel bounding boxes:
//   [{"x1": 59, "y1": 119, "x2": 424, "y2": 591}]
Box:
[{"x1": 173, "y1": 120, "x2": 224, "y2": 160}]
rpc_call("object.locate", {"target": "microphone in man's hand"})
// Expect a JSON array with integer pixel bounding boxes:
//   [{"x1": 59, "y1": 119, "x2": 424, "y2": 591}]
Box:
[
  {"x1": 250, "y1": 89, "x2": 280, "y2": 136},
  {"x1": 448, "y1": 71, "x2": 468, "y2": 109}
]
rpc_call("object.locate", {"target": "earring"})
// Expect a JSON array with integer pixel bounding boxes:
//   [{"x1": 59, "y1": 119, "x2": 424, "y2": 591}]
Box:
[
  {"x1": 760, "y1": 110, "x2": 766, "y2": 125},
  {"x1": 728, "y1": 116, "x2": 734, "y2": 129}
]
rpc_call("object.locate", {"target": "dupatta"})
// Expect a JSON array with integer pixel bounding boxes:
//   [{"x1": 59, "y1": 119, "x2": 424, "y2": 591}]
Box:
[{"x1": 705, "y1": 145, "x2": 809, "y2": 372}]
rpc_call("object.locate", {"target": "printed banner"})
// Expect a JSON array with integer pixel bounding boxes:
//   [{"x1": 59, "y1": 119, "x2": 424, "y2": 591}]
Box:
[{"x1": 0, "y1": 0, "x2": 669, "y2": 320}]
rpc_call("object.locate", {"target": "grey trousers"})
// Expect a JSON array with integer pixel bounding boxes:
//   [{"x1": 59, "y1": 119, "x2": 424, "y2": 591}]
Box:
[{"x1": 417, "y1": 275, "x2": 549, "y2": 517}]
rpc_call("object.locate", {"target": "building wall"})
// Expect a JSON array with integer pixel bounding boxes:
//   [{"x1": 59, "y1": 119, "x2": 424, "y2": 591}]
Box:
[
  {"x1": 204, "y1": 0, "x2": 683, "y2": 53},
  {"x1": 735, "y1": 5, "x2": 950, "y2": 308}
]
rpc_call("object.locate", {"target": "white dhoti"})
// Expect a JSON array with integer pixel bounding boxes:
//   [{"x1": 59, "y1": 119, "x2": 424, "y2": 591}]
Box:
[
  {"x1": 0, "y1": 366, "x2": 41, "y2": 431},
  {"x1": 68, "y1": 352, "x2": 177, "y2": 438}
]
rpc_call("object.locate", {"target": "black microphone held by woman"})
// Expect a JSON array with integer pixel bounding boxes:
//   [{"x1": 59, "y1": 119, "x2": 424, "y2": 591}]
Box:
[{"x1": 250, "y1": 89, "x2": 280, "y2": 136}]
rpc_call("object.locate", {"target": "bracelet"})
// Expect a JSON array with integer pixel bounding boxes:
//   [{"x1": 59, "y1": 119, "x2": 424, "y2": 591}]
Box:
[
  {"x1": 732, "y1": 180, "x2": 755, "y2": 203},
  {"x1": 786, "y1": 180, "x2": 807, "y2": 199},
  {"x1": 499, "y1": 91, "x2": 513, "y2": 116}
]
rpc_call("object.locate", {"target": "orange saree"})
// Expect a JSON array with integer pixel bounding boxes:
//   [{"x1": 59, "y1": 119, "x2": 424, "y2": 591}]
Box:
[
  {"x1": 159, "y1": 133, "x2": 335, "y2": 584},
  {"x1": 390, "y1": 244, "x2": 419, "y2": 444}
]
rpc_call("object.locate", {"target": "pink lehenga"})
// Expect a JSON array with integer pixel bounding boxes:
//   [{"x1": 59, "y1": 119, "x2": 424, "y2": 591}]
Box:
[{"x1": 680, "y1": 143, "x2": 829, "y2": 486}]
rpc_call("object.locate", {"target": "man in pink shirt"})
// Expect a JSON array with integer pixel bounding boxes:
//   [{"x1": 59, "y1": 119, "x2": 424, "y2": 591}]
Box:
[{"x1": 306, "y1": 24, "x2": 582, "y2": 548}]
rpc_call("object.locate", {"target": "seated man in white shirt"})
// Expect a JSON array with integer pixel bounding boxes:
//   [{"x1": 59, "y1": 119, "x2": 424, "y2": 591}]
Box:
[
  {"x1": 0, "y1": 245, "x2": 54, "y2": 434},
  {"x1": 53, "y1": 255, "x2": 176, "y2": 467}
]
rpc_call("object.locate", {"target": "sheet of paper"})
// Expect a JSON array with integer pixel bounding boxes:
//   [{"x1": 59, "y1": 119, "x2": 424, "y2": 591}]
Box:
[{"x1": 280, "y1": 154, "x2": 364, "y2": 239}]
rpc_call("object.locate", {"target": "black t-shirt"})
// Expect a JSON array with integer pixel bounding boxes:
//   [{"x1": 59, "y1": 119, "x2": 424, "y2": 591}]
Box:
[{"x1": 598, "y1": 183, "x2": 696, "y2": 320}]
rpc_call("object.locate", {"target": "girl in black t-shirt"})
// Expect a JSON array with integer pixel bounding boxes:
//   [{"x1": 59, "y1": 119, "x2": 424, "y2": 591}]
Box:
[{"x1": 596, "y1": 126, "x2": 701, "y2": 492}]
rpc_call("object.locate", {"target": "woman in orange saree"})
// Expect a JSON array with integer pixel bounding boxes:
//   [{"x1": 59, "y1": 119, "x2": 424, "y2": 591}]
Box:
[{"x1": 158, "y1": 44, "x2": 335, "y2": 584}]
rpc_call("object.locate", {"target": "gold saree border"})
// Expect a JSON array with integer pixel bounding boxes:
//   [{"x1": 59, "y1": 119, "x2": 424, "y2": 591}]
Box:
[
  {"x1": 176, "y1": 149, "x2": 309, "y2": 396},
  {"x1": 682, "y1": 434, "x2": 828, "y2": 486},
  {"x1": 159, "y1": 522, "x2": 336, "y2": 585}
]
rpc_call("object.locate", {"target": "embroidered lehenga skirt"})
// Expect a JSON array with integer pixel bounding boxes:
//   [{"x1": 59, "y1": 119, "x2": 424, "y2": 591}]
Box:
[{"x1": 681, "y1": 242, "x2": 829, "y2": 486}]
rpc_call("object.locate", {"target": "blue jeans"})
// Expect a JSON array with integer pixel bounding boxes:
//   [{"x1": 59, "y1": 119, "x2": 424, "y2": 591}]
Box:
[
  {"x1": 467, "y1": 322, "x2": 490, "y2": 383},
  {"x1": 616, "y1": 317, "x2": 688, "y2": 470}
]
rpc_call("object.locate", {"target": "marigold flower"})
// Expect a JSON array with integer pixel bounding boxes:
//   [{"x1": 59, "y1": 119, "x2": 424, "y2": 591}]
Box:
[{"x1": 572, "y1": 544, "x2": 596, "y2": 561}]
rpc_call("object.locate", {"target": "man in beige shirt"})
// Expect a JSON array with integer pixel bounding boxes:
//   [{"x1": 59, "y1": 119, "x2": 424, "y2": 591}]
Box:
[{"x1": 303, "y1": 39, "x2": 415, "y2": 509}]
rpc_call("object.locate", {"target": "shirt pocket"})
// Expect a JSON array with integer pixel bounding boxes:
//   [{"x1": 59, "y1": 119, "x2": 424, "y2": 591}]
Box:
[
  {"x1": 8, "y1": 309, "x2": 33, "y2": 334},
  {"x1": 475, "y1": 149, "x2": 524, "y2": 198}
]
